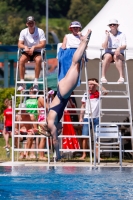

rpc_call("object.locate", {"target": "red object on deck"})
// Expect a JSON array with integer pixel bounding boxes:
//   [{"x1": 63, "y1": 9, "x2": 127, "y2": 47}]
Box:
[{"x1": 62, "y1": 111, "x2": 80, "y2": 149}]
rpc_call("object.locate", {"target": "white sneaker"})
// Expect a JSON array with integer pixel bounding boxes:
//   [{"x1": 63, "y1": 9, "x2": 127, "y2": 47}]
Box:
[
  {"x1": 117, "y1": 77, "x2": 124, "y2": 84},
  {"x1": 33, "y1": 84, "x2": 39, "y2": 91},
  {"x1": 101, "y1": 77, "x2": 107, "y2": 83},
  {"x1": 17, "y1": 84, "x2": 26, "y2": 91}
]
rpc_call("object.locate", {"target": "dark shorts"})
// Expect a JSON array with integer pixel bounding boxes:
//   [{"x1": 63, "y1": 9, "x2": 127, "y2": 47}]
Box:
[
  {"x1": 22, "y1": 51, "x2": 41, "y2": 62},
  {"x1": 20, "y1": 131, "x2": 35, "y2": 141},
  {"x1": 20, "y1": 132, "x2": 27, "y2": 141},
  {"x1": 6, "y1": 126, "x2": 12, "y2": 132},
  {"x1": 102, "y1": 52, "x2": 124, "y2": 61}
]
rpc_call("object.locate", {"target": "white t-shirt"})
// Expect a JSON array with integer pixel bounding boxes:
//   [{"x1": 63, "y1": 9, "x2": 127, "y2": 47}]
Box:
[
  {"x1": 66, "y1": 34, "x2": 81, "y2": 48},
  {"x1": 19, "y1": 27, "x2": 46, "y2": 52},
  {"x1": 102, "y1": 31, "x2": 126, "y2": 54},
  {"x1": 81, "y1": 92, "x2": 100, "y2": 119}
]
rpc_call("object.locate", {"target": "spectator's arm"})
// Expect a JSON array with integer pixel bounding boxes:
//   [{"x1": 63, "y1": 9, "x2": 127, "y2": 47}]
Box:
[
  {"x1": 89, "y1": 80, "x2": 108, "y2": 95},
  {"x1": 3, "y1": 116, "x2": 6, "y2": 128},
  {"x1": 18, "y1": 40, "x2": 27, "y2": 49},
  {"x1": 61, "y1": 36, "x2": 67, "y2": 49},
  {"x1": 79, "y1": 103, "x2": 85, "y2": 122},
  {"x1": 38, "y1": 96, "x2": 49, "y2": 112},
  {"x1": 102, "y1": 30, "x2": 110, "y2": 49},
  {"x1": 29, "y1": 40, "x2": 46, "y2": 54},
  {"x1": 115, "y1": 45, "x2": 126, "y2": 56},
  {"x1": 32, "y1": 40, "x2": 46, "y2": 50}
]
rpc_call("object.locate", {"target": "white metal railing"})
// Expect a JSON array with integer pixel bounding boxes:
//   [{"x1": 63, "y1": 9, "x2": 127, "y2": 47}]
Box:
[{"x1": 12, "y1": 134, "x2": 50, "y2": 163}]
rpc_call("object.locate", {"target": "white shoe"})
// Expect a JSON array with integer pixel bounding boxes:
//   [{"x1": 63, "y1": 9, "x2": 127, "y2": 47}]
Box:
[
  {"x1": 17, "y1": 84, "x2": 25, "y2": 91},
  {"x1": 101, "y1": 77, "x2": 107, "y2": 83},
  {"x1": 117, "y1": 77, "x2": 124, "y2": 84},
  {"x1": 33, "y1": 84, "x2": 39, "y2": 91}
]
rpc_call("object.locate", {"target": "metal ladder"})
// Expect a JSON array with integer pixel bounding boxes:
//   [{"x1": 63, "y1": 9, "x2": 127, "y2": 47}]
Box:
[
  {"x1": 99, "y1": 49, "x2": 133, "y2": 154},
  {"x1": 12, "y1": 48, "x2": 50, "y2": 163}
]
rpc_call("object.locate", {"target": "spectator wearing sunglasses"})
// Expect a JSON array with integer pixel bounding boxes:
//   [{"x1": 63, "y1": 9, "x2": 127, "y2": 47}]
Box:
[
  {"x1": 58, "y1": 21, "x2": 84, "y2": 87},
  {"x1": 101, "y1": 19, "x2": 126, "y2": 84}
]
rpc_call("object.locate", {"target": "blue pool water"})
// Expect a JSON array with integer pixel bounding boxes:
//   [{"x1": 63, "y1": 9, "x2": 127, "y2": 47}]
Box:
[{"x1": 0, "y1": 166, "x2": 133, "y2": 200}]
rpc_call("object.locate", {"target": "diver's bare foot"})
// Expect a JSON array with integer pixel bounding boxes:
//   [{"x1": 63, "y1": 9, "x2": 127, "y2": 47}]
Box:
[{"x1": 82, "y1": 29, "x2": 92, "y2": 41}]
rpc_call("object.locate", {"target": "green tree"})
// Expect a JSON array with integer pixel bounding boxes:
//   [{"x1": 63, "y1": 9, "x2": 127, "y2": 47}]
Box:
[
  {"x1": 40, "y1": 17, "x2": 71, "y2": 43},
  {"x1": 4, "y1": 0, "x2": 71, "y2": 18},
  {"x1": 0, "y1": 88, "x2": 14, "y2": 121},
  {"x1": 67, "y1": 0, "x2": 107, "y2": 27},
  {"x1": 0, "y1": 16, "x2": 25, "y2": 44},
  {"x1": 0, "y1": 88, "x2": 21, "y2": 120},
  {"x1": 0, "y1": 0, "x2": 107, "y2": 44}
]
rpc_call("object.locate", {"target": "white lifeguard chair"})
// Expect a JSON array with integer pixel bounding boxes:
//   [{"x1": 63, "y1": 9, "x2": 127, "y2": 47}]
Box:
[
  {"x1": 12, "y1": 48, "x2": 50, "y2": 163},
  {"x1": 98, "y1": 49, "x2": 133, "y2": 159}
]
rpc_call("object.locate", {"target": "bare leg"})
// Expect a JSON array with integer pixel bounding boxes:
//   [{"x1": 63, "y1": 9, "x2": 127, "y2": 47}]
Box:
[
  {"x1": 2, "y1": 128, "x2": 7, "y2": 148},
  {"x1": 101, "y1": 54, "x2": 113, "y2": 78},
  {"x1": 30, "y1": 114, "x2": 38, "y2": 131},
  {"x1": 114, "y1": 54, "x2": 124, "y2": 79},
  {"x1": 49, "y1": 29, "x2": 92, "y2": 112},
  {"x1": 2, "y1": 128, "x2": 6, "y2": 140},
  {"x1": 19, "y1": 54, "x2": 28, "y2": 79},
  {"x1": 25, "y1": 134, "x2": 33, "y2": 158},
  {"x1": 79, "y1": 138, "x2": 87, "y2": 159},
  {"x1": 34, "y1": 56, "x2": 42, "y2": 79},
  {"x1": 38, "y1": 138, "x2": 47, "y2": 160},
  {"x1": 59, "y1": 30, "x2": 92, "y2": 98},
  {"x1": 5, "y1": 133, "x2": 10, "y2": 147},
  {"x1": 45, "y1": 119, "x2": 60, "y2": 160}
]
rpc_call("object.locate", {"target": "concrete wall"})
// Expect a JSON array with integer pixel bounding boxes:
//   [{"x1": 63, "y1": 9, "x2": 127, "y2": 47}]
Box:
[{"x1": 74, "y1": 59, "x2": 133, "y2": 123}]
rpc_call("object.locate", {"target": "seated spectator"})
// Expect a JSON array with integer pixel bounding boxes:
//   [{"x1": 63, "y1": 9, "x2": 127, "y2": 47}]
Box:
[
  {"x1": 37, "y1": 89, "x2": 54, "y2": 160},
  {"x1": 17, "y1": 16, "x2": 46, "y2": 91},
  {"x1": 15, "y1": 104, "x2": 35, "y2": 159},
  {"x1": 58, "y1": 21, "x2": 83, "y2": 86},
  {"x1": 25, "y1": 87, "x2": 38, "y2": 132},
  {"x1": 101, "y1": 19, "x2": 126, "y2": 84}
]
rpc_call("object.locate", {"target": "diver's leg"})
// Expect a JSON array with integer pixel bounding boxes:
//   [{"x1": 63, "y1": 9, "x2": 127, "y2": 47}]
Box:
[{"x1": 58, "y1": 29, "x2": 92, "y2": 98}]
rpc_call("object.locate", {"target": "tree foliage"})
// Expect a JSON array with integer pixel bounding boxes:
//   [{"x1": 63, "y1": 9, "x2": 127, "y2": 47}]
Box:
[
  {"x1": 0, "y1": 88, "x2": 14, "y2": 121},
  {"x1": 67, "y1": 0, "x2": 107, "y2": 27},
  {"x1": 0, "y1": 0, "x2": 107, "y2": 44},
  {"x1": 0, "y1": 88, "x2": 21, "y2": 120}
]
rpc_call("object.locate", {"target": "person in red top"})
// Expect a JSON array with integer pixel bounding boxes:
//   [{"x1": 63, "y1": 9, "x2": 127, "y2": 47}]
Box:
[
  {"x1": 3, "y1": 99, "x2": 12, "y2": 148},
  {"x1": 79, "y1": 78, "x2": 107, "y2": 160}
]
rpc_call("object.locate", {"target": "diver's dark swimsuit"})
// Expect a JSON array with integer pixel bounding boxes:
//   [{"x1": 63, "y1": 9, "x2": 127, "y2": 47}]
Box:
[{"x1": 49, "y1": 86, "x2": 70, "y2": 123}]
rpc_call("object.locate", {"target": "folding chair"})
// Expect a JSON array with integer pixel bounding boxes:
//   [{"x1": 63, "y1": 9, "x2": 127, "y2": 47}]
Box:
[{"x1": 94, "y1": 124, "x2": 122, "y2": 166}]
